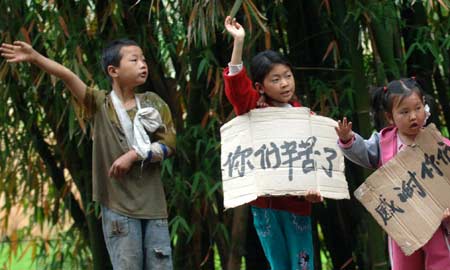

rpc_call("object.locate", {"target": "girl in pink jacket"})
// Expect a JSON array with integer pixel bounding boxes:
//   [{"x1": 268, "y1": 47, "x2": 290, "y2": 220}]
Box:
[{"x1": 335, "y1": 78, "x2": 450, "y2": 270}]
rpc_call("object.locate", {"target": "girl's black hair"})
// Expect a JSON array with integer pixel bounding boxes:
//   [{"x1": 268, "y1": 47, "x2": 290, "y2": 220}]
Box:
[
  {"x1": 249, "y1": 50, "x2": 298, "y2": 104},
  {"x1": 370, "y1": 78, "x2": 425, "y2": 129},
  {"x1": 250, "y1": 50, "x2": 293, "y2": 86},
  {"x1": 101, "y1": 38, "x2": 140, "y2": 81}
]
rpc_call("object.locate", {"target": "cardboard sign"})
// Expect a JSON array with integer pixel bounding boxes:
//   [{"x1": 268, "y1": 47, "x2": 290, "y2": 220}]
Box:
[
  {"x1": 354, "y1": 124, "x2": 450, "y2": 255},
  {"x1": 220, "y1": 107, "x2": 349, "y2": 209}
]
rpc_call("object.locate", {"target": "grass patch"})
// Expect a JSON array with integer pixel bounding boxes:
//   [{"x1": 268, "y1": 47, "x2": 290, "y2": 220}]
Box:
[
  {"x1": 0, "y1": 240, "x2": 90, "y2": 270},
  {"x1": 0, "y1": 241, "x2": 34, "y2": 270}
]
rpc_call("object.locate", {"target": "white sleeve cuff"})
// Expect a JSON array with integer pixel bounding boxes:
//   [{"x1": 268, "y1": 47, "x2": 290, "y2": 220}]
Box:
[
  {"x1": 146, "y1": 143, "x2": 170, "y2": 162},
  {"x1": 228, "y1": 62, "x2": 243, "y2": 76}
]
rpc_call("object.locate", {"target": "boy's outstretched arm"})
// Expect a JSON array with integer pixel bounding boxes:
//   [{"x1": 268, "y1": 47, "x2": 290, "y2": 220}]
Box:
[
  {"x1": 224, "y1": 16, "x2": 245, "y2": 65},
  {"x1": 0, "y1": 41, "x2": 86, "y2": 102}
]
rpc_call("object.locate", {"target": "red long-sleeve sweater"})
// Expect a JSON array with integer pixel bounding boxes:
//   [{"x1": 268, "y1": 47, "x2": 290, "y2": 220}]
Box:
[{"x1": 223, "y1": 66, "x2": 311, "y2": 216}]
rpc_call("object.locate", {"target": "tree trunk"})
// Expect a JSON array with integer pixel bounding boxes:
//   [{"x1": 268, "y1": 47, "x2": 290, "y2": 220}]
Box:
[
  {"x1": 365, "y1": 0, "x2": 402, "y2": 81},
  {"x1": 329, "y1": 1, "x2": 389, "y2": 269},
  {"x1": 226, "y1": 205, "x2": 249, "y2": 270}
]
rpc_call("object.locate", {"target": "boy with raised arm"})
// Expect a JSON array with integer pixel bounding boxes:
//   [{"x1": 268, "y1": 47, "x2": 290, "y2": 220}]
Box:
[{"x1": 1, "y1": 39, "x2": 175, "y2": 270}]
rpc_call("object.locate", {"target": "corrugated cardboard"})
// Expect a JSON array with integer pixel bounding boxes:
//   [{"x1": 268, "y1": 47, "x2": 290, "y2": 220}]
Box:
[
  {"x1": 220, "y1": 107, "x2": 349, "y2": 209},
  {"x1": 354, "y1": 124, "x2": 450, "y2": 255}
]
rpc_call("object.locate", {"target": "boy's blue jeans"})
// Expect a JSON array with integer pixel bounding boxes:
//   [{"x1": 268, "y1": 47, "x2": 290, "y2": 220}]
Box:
[
  {"x1": 251, "y1": 206, "x2": 314, "y2": 270},
  {"x1": 101, "y1": 205, "x2": 173, "y2": 270}
]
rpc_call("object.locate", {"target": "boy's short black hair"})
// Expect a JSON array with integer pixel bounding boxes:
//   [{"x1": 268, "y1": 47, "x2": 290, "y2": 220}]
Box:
[{"x1": 101, "y1": 38, "x2": 139, "y2": 78}]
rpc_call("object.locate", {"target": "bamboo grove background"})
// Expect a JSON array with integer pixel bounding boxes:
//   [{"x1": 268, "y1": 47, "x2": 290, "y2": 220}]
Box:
[{"x1": 1, "y1": 0, "x2": 450, "y2": 269}]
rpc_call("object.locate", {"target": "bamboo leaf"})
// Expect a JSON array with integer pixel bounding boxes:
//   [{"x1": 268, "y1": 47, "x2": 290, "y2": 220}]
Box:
[
  {"x1": 208, "y1": 68, "x2": 221, "y2": 98},
  {"x1": 19, "y1": 237, "x2": 33, "y2": 261},
  {"x1": 321, "y1": 0, "x2": 331, "y2": 15},
  {"x1": 229, "y1": 0, "x2": 243, "y2": 18},
  {"x1": 200, "y1": 111, "x2": 209, "y2": 128},
  {"x1": 19, "y1": 27, "x2": 31, "y2": 44},
  {"x1": 10, "y1": 230, "x2": 18, "y2": 254},
  {"x1": 244, "y1": 1, "x2": 268, "y2": 33},
  {"x1": 245, "y1": 0, "x2": 267, "y2": 21},
  {"x1": 322, "y1": 40, "x2": 336, "y2": 62},
  {"x1": 58, "y1": 16, "x2": 69, "y2": 38},
  {"x1": 190, "y1": 172, "x2": 201, "y2": 196},
  {"x1": 130, "y1": 0, "x2": 142, "y2": 10},
  {"x1": 161, "y1": 158, "x2": 173, "y2": 177},
  {"x1": 197, "y1": 58, "x2": 208, "y2": 80},
  {"x1": 242, "y1": 0, "x2": 253, "y2": 33},
  {"x1": 425, "y1": 43, "x2": 440, "y2": 60},
  {"x1": 187, "y1": 2, "x2": 199, "y2": 47},
  {"x1": 436, "y1": 0, "x2": 449, "y2": 10}
]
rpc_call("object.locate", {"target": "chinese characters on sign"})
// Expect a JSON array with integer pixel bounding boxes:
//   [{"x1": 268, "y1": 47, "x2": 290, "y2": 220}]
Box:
[
  {"x1": 374, "y1": 141, "x2": 450, "y2": 226},
  {"x1": 220, "y1": 107, "x2": 349, "y2": 209},
  {"x1": 223, "y1": 137, "x2": 338, "y2": 181},
  {"x1": 354, "y1": 124, "x2": 450, "y2": 255}
]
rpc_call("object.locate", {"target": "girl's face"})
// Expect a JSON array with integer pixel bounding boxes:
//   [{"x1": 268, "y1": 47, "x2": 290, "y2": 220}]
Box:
[
  {"x1": 257, "y1": 64, "x2": 295, "y2": 104},
  {"x1": 386, "y1": 92, "x2": 426, "y2": 141}
]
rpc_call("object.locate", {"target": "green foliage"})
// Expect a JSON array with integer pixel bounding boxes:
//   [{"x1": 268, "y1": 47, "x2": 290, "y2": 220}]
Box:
[{"x1": 163, "y1": 117, "x2": 229, "y2": 268}]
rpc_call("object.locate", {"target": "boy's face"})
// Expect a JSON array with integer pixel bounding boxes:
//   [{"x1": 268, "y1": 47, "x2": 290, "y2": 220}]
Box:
[{"x1": 110, "y1": 45, "x2": 148, "y2": 88}]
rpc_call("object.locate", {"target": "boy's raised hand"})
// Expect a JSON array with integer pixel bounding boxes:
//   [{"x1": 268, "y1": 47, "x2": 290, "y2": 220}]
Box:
[
  {"x1": 335, "y1": 117, "x2": 354, "y2": 143},
  {"x1": 0, "y1": 41, "x2": 36, "y2": 63},
  {"x1": 224, "y1": 16, "x2": 245, "y2": 41}
]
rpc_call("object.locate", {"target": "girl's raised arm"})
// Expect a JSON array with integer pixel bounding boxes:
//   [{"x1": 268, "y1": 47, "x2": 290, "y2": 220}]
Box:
[{"x1": 224, "y1": 16, "x2": 245, "y2": 65}]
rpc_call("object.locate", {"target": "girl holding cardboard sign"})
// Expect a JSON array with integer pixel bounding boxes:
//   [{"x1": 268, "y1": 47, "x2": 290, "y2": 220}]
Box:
[
  {"x1": 335, "y1": 78, "x2": 450, "y2": 270},
  {"x1": 223, "y1": 15, "x2": 323, "y2": 270}
]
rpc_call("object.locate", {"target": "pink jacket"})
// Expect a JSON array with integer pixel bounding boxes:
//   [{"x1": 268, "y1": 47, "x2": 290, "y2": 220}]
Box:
[
  {"x1": 379, "y1": 125, "x2": 450, "y2": 165},
  {"x1": 341, "y1": 125, "x2": 450, "y2": 270}
]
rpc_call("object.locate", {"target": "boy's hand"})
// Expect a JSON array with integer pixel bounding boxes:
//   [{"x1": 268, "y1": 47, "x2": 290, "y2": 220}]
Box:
[
  {"x1": 335, "y1": 117, "x2": 354, "y2": 143},
  {"x1": 224, "y1": 16, "x2": 245, "y2": 41},
  {"x1": 0, "y1": 41, "x2": 37, "y2": 63},
  {"x1": 305, "y1": 190, "x2": 323, "y2": 203},
  {"x1": 108, "y1": 150, "x2": 139, "y2": 179}
]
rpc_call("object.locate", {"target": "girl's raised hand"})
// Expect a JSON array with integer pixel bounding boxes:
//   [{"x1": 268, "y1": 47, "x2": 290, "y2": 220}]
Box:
[
  {"x1": 224, "y1": 16, "x2": 245, "y2": 40},
  {"x1": 0, "y1": 41, "x2": 36, "y2": 63},
  {"x1": 335, "y1": 117, "x2": 354, "y2": 143}
]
